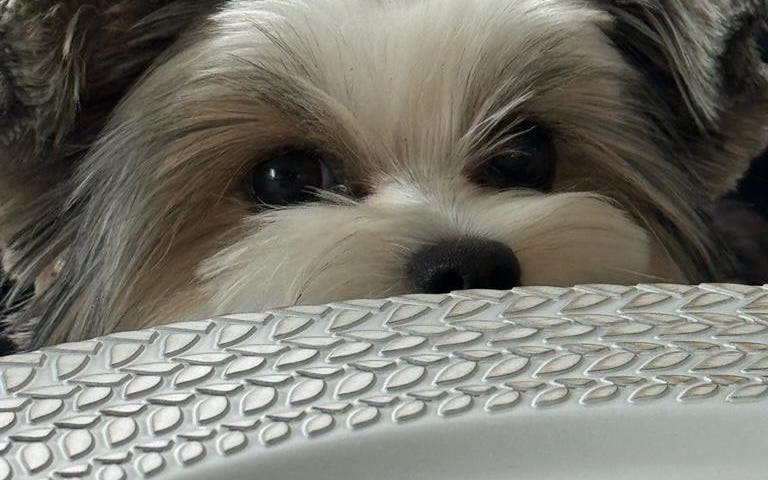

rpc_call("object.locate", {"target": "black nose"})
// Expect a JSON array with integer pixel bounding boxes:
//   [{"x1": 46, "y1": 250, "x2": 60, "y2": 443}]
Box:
[{"x1": 406, "y1": 239, "x2": 521, "y2": 294}]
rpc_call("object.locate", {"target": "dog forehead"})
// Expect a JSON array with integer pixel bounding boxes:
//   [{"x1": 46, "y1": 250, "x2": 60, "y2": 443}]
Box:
[{"x1": 207, "y1": 0, "x2": 615, "y2": 172}]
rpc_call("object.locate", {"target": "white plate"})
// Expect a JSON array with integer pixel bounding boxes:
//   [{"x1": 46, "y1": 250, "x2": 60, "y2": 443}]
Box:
[{"x1": 1, "y1": 284, "x2": 767, "y2": 479}]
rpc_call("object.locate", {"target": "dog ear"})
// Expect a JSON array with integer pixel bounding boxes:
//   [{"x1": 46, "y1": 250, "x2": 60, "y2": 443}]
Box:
[
  {"x1": 0, "y1": 1, "x2": 222, "y2": 153},
  {"x1": 599, "y1": 0, "x2": 768, "y2": 198},
  {"x1": 0, "y1": 1, "x2": 220, "y2": 300}
]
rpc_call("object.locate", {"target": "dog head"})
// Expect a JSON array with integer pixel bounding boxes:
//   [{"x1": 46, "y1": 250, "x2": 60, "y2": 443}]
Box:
[{"x1": 1, "y1": 0, "x2": 766, "y2": 348}]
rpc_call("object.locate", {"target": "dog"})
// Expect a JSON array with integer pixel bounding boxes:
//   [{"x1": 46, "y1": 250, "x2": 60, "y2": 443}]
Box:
[{"x1": 0, "y1": 0, "x2": 766, "y2": 351}]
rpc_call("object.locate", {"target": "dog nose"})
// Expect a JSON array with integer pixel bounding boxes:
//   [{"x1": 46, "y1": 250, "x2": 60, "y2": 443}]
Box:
[{"x1": 406, "y1": 239, "x2": 521, "y2": 293}]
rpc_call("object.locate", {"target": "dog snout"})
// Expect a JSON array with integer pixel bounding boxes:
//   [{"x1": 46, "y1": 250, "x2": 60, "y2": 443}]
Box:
[{"x1": 406, "y1": 239, "x2": 521, "y2": 293}]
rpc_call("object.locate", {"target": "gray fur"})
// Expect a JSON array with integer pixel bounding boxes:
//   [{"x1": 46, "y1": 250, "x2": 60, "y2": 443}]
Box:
[{"x1": 0, "y1": 0, "x2": 766, "y2": 351}]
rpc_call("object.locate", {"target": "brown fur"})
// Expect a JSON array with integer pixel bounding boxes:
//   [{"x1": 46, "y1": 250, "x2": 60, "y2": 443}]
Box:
[{"x1": 0, "y1": 0, "x2": 766, "y2": 351}]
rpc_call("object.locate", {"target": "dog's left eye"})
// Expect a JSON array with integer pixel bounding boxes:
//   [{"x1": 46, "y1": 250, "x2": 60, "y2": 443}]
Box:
[
  {"x1": 475, "y1": 124, "x2": 557, "y2": 191},
  {"x1": 249, "y1": 148, "x2": 338, "y2": 206}
]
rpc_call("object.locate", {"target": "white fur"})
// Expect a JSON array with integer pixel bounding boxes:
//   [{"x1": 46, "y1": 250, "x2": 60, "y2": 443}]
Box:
[
  {"x1": 192, "y1": 0, "x2": 682, "y2": 316},
  {"x1": 12, "y1": 0, "x2": 761, "y2": 349},
  {"x1": 131, "y1": 0, "x2": 689, "y2": 328},
  {"x1": 200, "y1": 181, "x2": 661, "y2": 315}
]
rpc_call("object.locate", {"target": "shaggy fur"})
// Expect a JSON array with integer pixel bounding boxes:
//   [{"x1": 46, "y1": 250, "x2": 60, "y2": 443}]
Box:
[{"x1": 0, "y1": 0, "x2": 767, "y2": 351}]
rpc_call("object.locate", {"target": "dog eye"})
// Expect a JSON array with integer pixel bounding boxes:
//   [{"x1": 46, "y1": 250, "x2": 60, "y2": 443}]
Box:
[
  {"x1": 249, "y1": 148, "x2": 337, "y2": 206},
  {"x1": 475, "y1": 124, "x2": 557, "y2": 191}
]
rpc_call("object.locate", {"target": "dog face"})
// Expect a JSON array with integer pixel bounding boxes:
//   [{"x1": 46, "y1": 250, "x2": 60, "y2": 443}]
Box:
[{"x1": 1, "y1": 0, "x2": 766, "y2": 348}]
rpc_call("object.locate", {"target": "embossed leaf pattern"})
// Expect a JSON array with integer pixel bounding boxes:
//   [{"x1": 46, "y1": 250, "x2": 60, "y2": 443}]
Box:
[
  {"x1": 629, "y1": 383, "x2": 669, "y2": 402},
  {"x1": 581, "y1": 385, "x2": 619, "y2": 404},
  {"x1": 485, "y1": 390, "x2": 521, "y2": 411},
  {"x1": 385, "y1": 366, "x2": 426, "y2": 391},
  {"x1": 0, "y1": 284, "x2": 766, "y2": 478},
  {"x1": 678, "y1": 383, "x2": 719, "y2": 401},
  {"x1": 586, "y1": 352, "x2": 636, "y2": 373},
  {"x1": 433, "y1": 361, "x2": 477, "y2": 385},
  {"x1": 536, "y1": 354, "x2": 582, "y2": 375},
  {"x1": 484, "y1": 357, "x2": 529, "y2": 380},
  {"x1": 727, "y1": 383, "x2": 768, "y2": 402},
  {"x1": 303, "y1": 413, "x2": 334, "y2": 437},
  {"x1": 691, "y1": 351, "x2": 745, "y2": 371},
  {"x1": 639, "y1": 351, "x2": 691, "y2": 371},
  {"x1": 533, "y1": 387, "x2": 569, "y2": 407},
  {"x1": 438, "y1": 395, "x2": 474, "y2": 416}
]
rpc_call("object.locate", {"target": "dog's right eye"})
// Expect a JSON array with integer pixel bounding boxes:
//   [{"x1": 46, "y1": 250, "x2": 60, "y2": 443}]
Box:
[
  {"x1": 473, "y1": 123, "x2": 557, "y2": 191},
  {"x1": 248, "y1": 148, "x2": 338, "y2": 206}
]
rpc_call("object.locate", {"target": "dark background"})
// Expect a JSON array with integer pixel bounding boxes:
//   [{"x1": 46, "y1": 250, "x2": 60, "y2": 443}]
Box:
[
  {"x1": 736, "y1": 150, "x2": 768, "y2": 214},
  {"x1": 743, "y1": 29, "x2": 768, "y2": 216}
]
